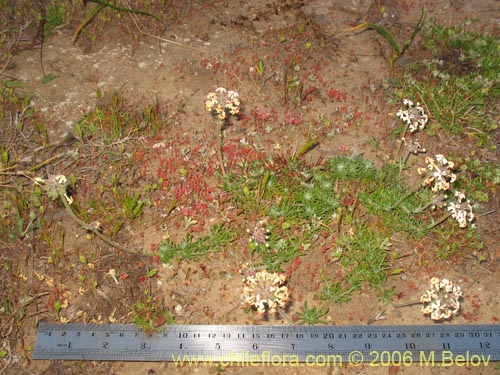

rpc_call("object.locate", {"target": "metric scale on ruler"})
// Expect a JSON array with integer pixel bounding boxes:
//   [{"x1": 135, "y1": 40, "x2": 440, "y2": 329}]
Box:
[{"x1": 33, "y1": 323, "x2": 500, "y2": 365}]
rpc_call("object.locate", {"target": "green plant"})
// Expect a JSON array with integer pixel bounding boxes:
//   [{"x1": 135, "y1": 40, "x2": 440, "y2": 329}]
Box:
[
  {"x1": 326, "y1": 155, "x2": 377, "y2": 182},
  {"x1": 256, "y1": 58, "x2": 265, "y2": 76},
  {"x1": 434, "y1": 225, "x2": 483, "y2": 260},
  {"x1": 75, "y1": 92, "x2": 135, "y2": 147},
  {"x1": 114, "y1": 189, "x2": 144, "y2": 220},
  {"x1": 132, "y1": 289, "x2": 175, "y2": 333},
  {"x1": 44, "y1": 3, "x2": 67, "y2": 37},
  {"x1": 159, "y1": 224, "x2": 236, "y2": 263},
  {"x1": 319, "y1": 278, "x2": 355, "y2": 303},
  {"x1": 41, "y1": 73, "x2": 55, "y2": 85},
  {"x1": 296, "y1": 301, "x2": 329, "y2": 325}
]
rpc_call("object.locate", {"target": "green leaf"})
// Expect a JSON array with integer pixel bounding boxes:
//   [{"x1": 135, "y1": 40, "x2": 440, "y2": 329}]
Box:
[{"x1": 147, "y1": 268, "x2": 158, "y2": 278}]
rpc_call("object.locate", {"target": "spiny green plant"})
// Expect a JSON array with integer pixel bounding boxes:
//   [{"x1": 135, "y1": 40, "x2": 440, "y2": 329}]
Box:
[
  {"x1": 336, "y1": 223, "x2": 394, "y2": 299},
  {"x1": 132, "y1": 289, "x2": 175, "y2": 333},
  {"x1": 360, "y1": 180, "x2": 432, "y2": 238},
  {"x1": 296, "y1": 301, "x2": 329, "y2": 325},
  {"x1": 326, "y1": 155, "x2": 377, "y2": 182}
]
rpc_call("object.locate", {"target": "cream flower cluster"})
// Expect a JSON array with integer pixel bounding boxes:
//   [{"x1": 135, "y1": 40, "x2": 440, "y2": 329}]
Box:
[
  {"x1": 420, "y1": 277, "x2": 462, "y2": 321},
  {"x1": 241, "y1": 265, "x2": 289, "y2": 315},
  {"x1": 447, "y1": 191, "x2": 475, "y2": 228},
  {"x1": 396, "y1": 99, "x2": 428, "y2": 133},
  {"x1": 204, "y1": 87, "x2": 240, "y2": 120},
  {"x1": 417, "y1": 154, "x2": 457, "y2": 192}
]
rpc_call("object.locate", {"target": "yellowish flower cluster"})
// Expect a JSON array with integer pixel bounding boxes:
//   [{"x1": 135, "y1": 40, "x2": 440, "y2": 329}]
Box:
[
  {"x1": 204, "y1": 87, "x2": 240, "y2": 120},
  {"x1": 241, "y1": 265, "x2": 289, "y2": 315},
  {"x1": 417, "y1": 154, "x2": 457, "y2": 192},
  {"x1": 421, "y1": 277, "x2": 462, "y2": 321}
]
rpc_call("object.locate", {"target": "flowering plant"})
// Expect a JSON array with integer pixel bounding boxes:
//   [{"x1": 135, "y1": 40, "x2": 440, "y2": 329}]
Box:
[
  {"x1": 447, "y1": 191, "x2": 475, "y2": 228},
  {"x1": 417, "y1": 154, "x2": 457, "y2": 192},
  {"x1": 34, "y1": 174, "x2": 73, "y2": 204},
  {"x1": 396, "y1": 99, "x2": 428, "y2": 133},
  {"x1": 421, "y1": 277, "x2": 462, "y2": 321},
  {"x1": 241, "y1": 265, "x2": 289, "y2": 316},
  {"x1": 204, "y1": 87, "x2": 241, "y2": 175},
  {"x1": 204, "y1": 87, "x2": 240, "y2": 120},
  {"x1": 247, "y1": 220, "x2": 271, "y2": 250}
]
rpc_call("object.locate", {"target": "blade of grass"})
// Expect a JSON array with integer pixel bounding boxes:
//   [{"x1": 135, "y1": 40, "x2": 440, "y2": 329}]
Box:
[
  {"x1": 88, "y1": 0, "x2": 162, "y2": 21},
  {"x1": 400, "y1": 9, "x2": 426, "y2": 56},
  {"x1": 344, "y1": 22, "x2": 401, "y2": 56},
  {"x1": 71, "y1": 3, "x2": 105, "y2": 43},
  {"x1": 344, "y1": 9, "x2": 425, "y2": 66},
  {"x1": 72, "y1": 0, "x2": 162, "y2": 44}
]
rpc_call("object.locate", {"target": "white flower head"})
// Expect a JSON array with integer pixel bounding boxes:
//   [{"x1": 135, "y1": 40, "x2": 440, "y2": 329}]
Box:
[
  {"x1": 447, "y1": 191, "x2": 475, "y2": 228},
  {"x1": 420, "y1": 277, "x2": 462, "y2": 321},
  {"x1": 396, "y1": 99, "x2": 428, "y2": 133}
]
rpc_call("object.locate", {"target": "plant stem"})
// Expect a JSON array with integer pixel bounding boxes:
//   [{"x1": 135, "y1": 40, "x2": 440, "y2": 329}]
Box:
[
  {"x1": 216, "y1": 119, "x2": 226, "y2": 176},
  {"x1": 58, "y1": 191, "x2": 150, "y2": 256},
  {"x1": 276, "y1": 306, "x2": 293, "y2": 326},
  {"x1": 393, "y1": 299, "x2": 421, "y2": 307},
  {"x1": 385, "y1": 185, "x2": 420, "y2": 211},
  {"x1": 87, "y1": 0, "x2": 161, "y2": 20},
  {"x1": 426, "y1": 211, "x2": 453, "y2": 230},
  {"x1": 394, "y1": 126, "x2": 408, "y2": 166}
]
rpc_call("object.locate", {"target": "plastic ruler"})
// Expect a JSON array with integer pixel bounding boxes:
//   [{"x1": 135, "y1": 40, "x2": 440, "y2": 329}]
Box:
[{"x1": 33, "y1": 323, "x2": 500, "y2": 364}]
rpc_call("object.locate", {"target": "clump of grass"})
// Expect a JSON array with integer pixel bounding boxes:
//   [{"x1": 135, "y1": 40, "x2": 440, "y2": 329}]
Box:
[
  {"x1": 326, "y1": 155, "x2": 377, "y2": 182},
  {"x1": 114, "y1": 189, "x2": 144, "y2": 220},
  {"x1": 75, "y1": 90, "x2": 171, "y2": 147},
  {"x1": 159, "y1": 224, "x2": 236, "y2": 264},
  {"x1": 44, "y1": 3, "x2": 68, "y2": 37}
]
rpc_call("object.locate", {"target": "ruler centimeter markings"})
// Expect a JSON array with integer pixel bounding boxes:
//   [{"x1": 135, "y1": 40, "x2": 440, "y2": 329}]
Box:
[{"x1": 33, "y1": 323, "x2": 500, "y2": 363}]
